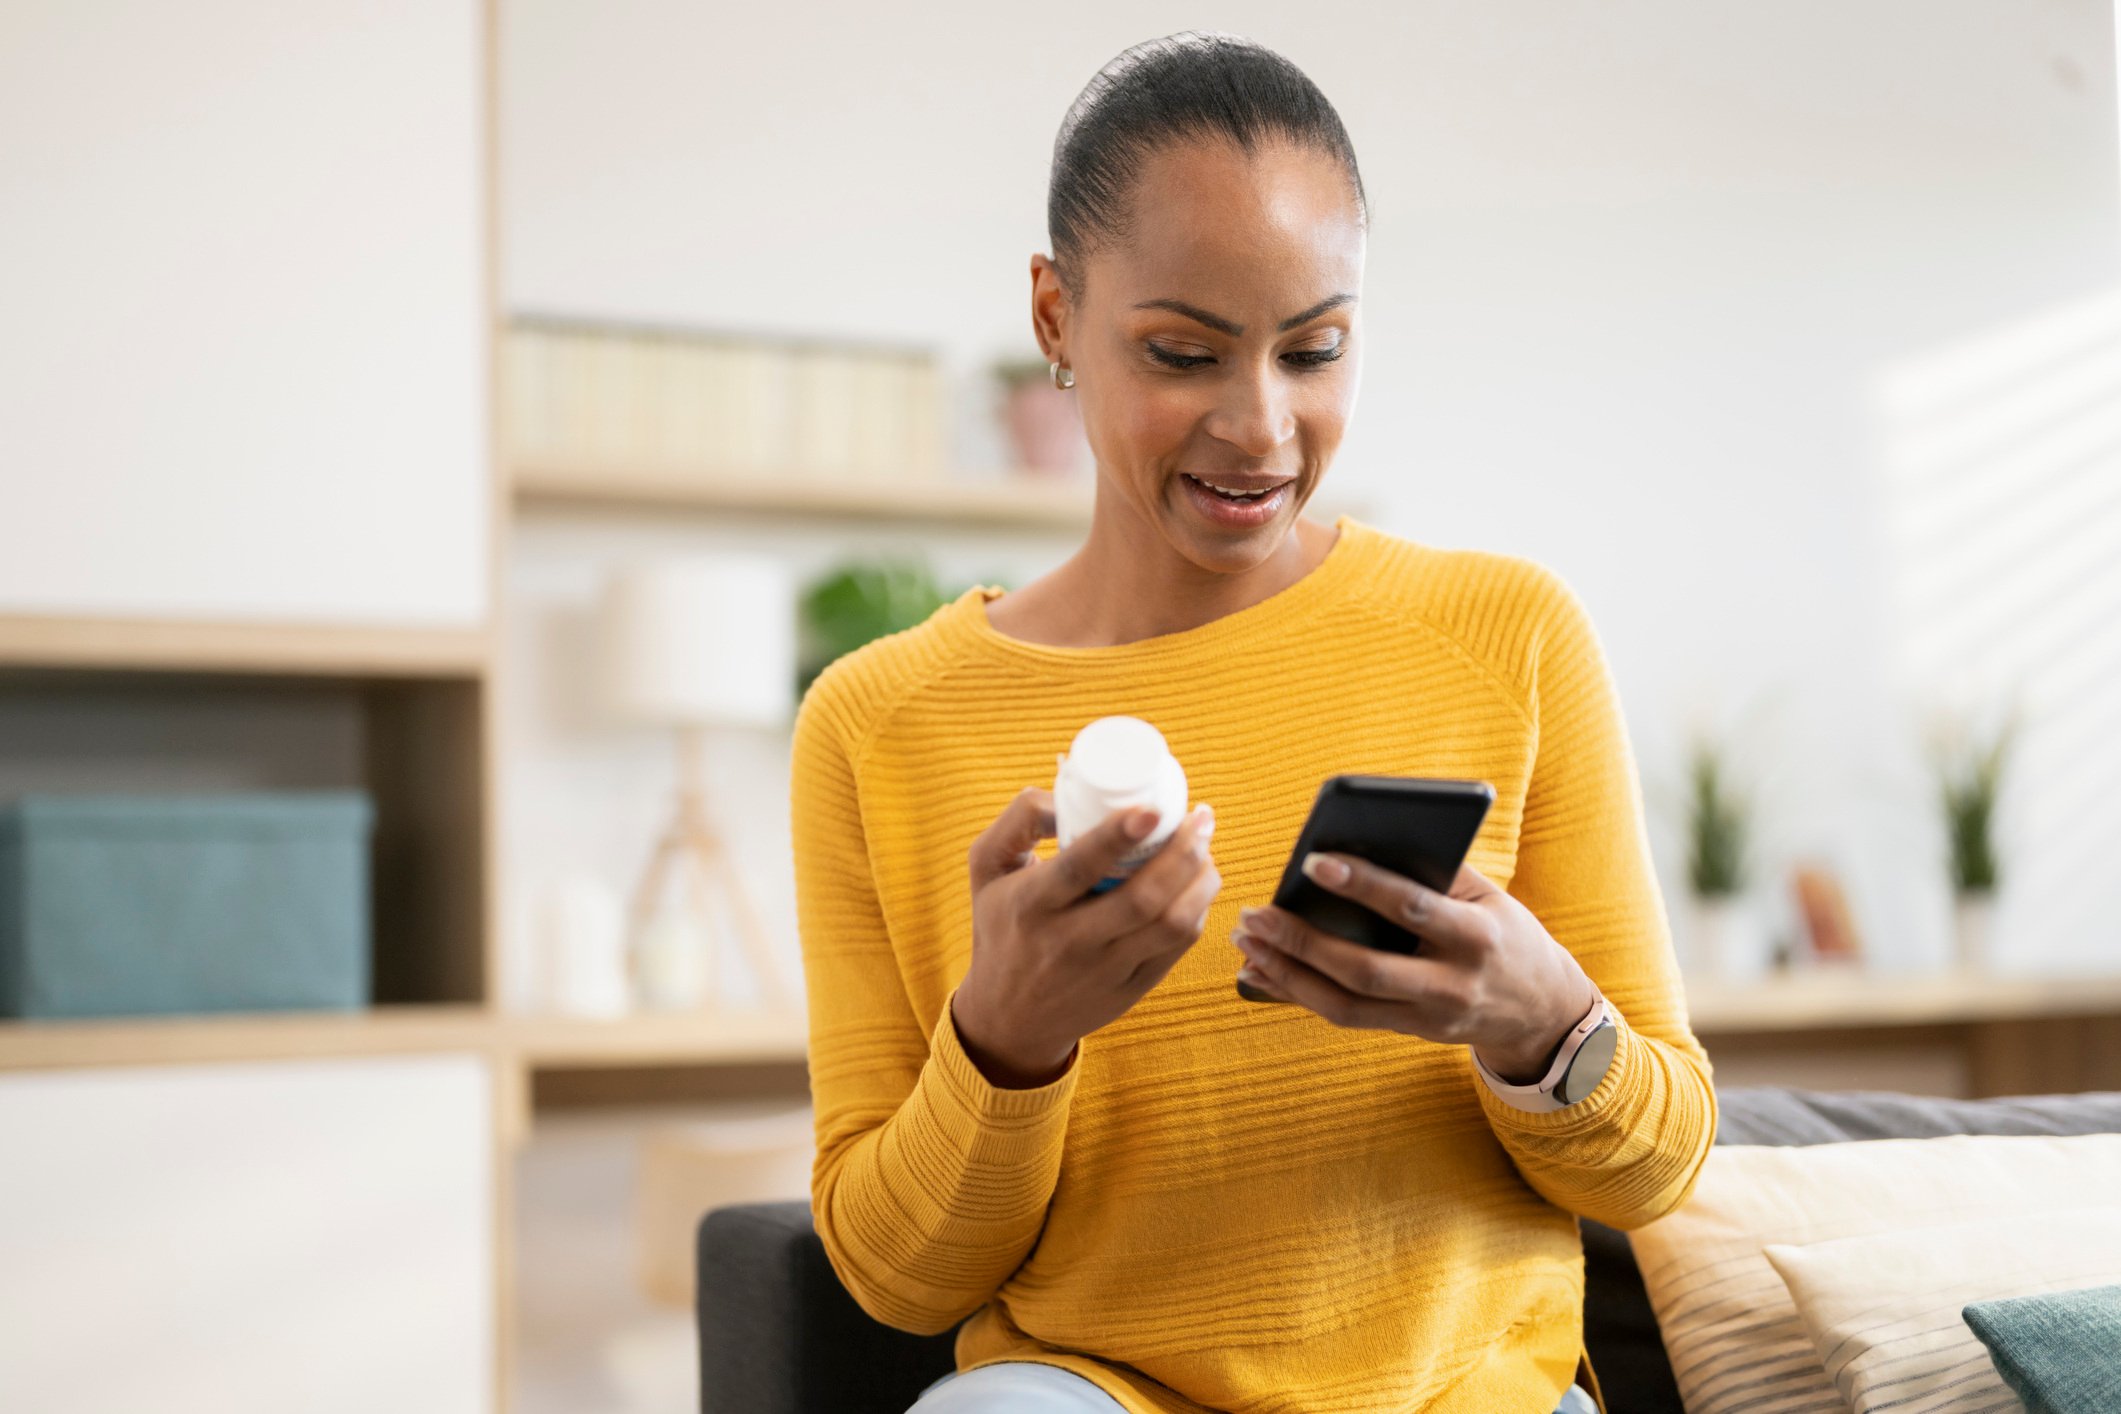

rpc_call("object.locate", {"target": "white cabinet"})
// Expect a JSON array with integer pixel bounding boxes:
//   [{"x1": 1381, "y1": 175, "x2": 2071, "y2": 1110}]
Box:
[
  {"x1": 0, "y1": 0, "x2": 489, "y2": 629},
  {"x1": 0, "y1": 1054, "x2": 495, "y2": 1414}
]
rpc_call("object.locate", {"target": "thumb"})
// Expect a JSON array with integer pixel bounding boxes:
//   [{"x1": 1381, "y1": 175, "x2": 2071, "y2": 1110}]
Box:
[{"x1": 968, "y1": 786, "x2": 1058, "y2": 891}]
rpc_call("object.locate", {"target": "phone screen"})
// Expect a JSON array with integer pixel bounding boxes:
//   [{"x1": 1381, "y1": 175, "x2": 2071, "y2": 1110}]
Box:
[{"x1": 1268, "y1": 775, "x2": 1495, "y2": 956}]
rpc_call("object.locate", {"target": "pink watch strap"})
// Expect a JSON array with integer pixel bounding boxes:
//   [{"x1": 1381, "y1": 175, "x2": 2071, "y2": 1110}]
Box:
[{"x1": 1472, "y1": 992, "x2": 1615, "y2": 1112}]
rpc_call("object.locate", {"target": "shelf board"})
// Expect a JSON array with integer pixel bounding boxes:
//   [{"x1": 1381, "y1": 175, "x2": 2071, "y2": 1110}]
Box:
[
  {"x1": 0, "y1": 1004, "x2": 498, "y2": 1072},
  {"x1": 0, "y1": 614, "x2": 490, "y2": 678},
  {"x1": 0, "y1": 1005, "x2": 809, "y2": 1077},
  {"x1": 513, "y1": 460, "x2": 1095, "y2": 529},
  {"x1": 19, "y1": 972, "x2": 2121, "y2": 1082},
  {"x1": 1686, "y1": 966, "x2": 2121, "y2": 1033},
  {"x1": 498, "y1": 1008, "x2": 808, "y2": 1070}
]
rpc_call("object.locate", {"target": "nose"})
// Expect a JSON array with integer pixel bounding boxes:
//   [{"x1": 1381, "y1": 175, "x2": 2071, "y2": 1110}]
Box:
[{"x1": 1206, "y1": 357, "x2": 1297, "y2": 459}]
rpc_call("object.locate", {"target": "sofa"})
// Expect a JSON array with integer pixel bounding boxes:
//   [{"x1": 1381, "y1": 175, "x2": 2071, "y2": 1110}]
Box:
[{"x1": 696, "y1": 1084, "x2": 2121, "y2": 1413}]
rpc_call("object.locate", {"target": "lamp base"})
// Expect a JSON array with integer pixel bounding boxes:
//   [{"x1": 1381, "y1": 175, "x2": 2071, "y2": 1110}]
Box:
[{"x1": 627, "y1": 727, "x2": 797, "y2": 1015}]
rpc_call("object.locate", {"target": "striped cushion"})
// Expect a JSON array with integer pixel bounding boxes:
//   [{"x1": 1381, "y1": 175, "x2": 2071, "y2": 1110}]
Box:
[
  {"x1": 1763, "y1": 1205, "x2": 2121, "y2": 1411},
  {"x1": 1625, "y1": 1134, "x2": 2121, "y2": 1414}
]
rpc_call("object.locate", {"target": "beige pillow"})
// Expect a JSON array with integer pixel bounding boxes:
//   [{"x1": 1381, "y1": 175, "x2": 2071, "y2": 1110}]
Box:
[
  {"x1": 1625, "y1": 1133, "x2": 2121, "y2": 1414},
  {"x1": 1764, "y1": 1205, "x2": 2121, "y2": 1412}
]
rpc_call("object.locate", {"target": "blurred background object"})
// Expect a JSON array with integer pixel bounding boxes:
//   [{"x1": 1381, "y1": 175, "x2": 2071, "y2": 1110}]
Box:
[
  {"x1": 599, "y1": 556, "x2": 799, "y2": 1016},
  {"x1": 991, "y1": 354, "x2": 1091, "y2": 477},
  {"x1": 1791, "y1": 863, "x2": 1866, "y2": 968},
  {"x1": 534, "y1": 874, "x2": 629, "y2": 1017},
  {"x1": 1679, "y1": 725, "x2": 1757, "y2": 980},
  {"x1": 507, "y1": 316, "x2": 950, "y2": 496},
  {"x1": 0, "y1": 791, "x2": 375, "y2": 1019},
  {"x1": 1930, "y1": 702, "x2": 2022, "y2": 971},
  {"x1": 796, "y1": 556, "x2": 984, "y2": 696},
  {"x1": 633, "y1": 1105, "x2": 816, "y2": 1309}
]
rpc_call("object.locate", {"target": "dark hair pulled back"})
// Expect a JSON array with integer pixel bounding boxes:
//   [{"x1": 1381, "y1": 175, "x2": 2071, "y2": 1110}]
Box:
[{"x1": 1047, "y1": 30, "x2": 1368, "y2": 303}]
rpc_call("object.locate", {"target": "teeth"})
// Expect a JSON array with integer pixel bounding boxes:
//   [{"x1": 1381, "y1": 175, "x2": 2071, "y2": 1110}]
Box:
[{"x1": 1189, "y1": 474, "x2": 1276, "y2": 500}]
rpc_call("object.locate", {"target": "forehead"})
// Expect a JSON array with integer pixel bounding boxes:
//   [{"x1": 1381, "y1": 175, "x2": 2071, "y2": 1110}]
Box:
[{"x1": 1099, "y1": 136, "x2": 1364, "y2": 314}]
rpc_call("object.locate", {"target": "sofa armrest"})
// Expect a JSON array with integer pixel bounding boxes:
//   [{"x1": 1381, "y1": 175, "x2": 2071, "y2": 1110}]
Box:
[{"x1": 697, "y1": 1201, "x2": 961, "y2": 1414}]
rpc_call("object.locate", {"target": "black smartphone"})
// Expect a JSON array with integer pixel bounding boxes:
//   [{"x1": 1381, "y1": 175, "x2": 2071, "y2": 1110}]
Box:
[{"x1": 1238, "y1": 775, "x2": 1495, "y2": 1002}]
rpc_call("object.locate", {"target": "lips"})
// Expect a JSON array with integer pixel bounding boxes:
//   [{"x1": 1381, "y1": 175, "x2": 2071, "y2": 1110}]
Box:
[
  {"x1": 1180, "y1": 472, "x2": 1293, "y2": 501},
  {"x1": 1177, "y1": 471, "x2": 1293, "y2": 528}
]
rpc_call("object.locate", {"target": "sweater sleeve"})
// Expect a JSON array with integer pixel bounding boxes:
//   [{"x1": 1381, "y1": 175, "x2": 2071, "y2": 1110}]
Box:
[
  {"x1": 790, "y1": 674, "x2": 1081, "y2": 1335},
  {"x1": 1475, "y1": 569, "x2": 1719, "y2": 1231}
]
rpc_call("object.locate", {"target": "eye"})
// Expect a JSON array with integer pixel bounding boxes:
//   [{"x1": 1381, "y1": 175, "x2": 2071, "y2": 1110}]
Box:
[
  {"x1": 1146, "y1": 344, "x2": 1213, "y2": 369},
  {"x1": 1145, "y1": 342, "x2": 1347, "y2": 370}
]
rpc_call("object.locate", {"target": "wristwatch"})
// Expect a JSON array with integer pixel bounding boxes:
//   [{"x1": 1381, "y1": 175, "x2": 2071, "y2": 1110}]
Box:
[{"x1": 1471, "y1": 992, "x2": 1619, "y2": 1112}]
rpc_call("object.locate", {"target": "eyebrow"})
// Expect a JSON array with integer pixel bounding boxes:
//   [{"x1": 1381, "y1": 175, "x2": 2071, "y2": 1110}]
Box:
[{"x1": 1132, "y1": 293, "x2": 1358, "y2": 336}]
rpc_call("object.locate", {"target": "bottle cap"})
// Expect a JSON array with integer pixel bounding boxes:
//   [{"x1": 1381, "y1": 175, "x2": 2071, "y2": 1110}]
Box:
[{"x1": 1054, "y1": 715, "x2": 1188, "y2": 859}]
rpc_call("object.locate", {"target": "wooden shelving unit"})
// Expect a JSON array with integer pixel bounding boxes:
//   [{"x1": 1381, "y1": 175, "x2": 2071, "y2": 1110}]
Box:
[
  {"x1": 0, "y1": 614, "x2": 491, "y2": 678},
  {"x1": 0, "y1": 1000, "x2": 808, "y2": 1162},
  {"x1": 0, "y1": 1003, "x2": 805, "y2": 1103},
  {"x1": 500, "y1": 1008, "x2": 807, "y2": 1070},
  {"x1": 513, "y1": 459, "x2": 1096, "y2": 529},
  {"x1": 1686, "y1": 966, "x2": 2121, "y2": 1099},
  {"x1": 0, "y1": 662, "x2": 496, "y2": 1011},
  {"x1": 1688, "y1": 966, "x2": 2121, "y2": 1033},
  {"x1": 0, "y1": 1004, "x2": 497, "y2": 1071}
]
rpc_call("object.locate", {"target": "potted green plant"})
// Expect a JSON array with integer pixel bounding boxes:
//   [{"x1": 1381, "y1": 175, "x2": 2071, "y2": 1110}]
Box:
[
  {"x1": 1680, "y1": 728, "x2": 1755, "y2": 980},
  {"x1": 1928, "y1": 704, "x2": 2019, "y2": 972},
  {"x1": 796, "y1": 557, "x2": 1005, "y2": 698},
  {"x1": 991, "y1": 353, "x2": 1087, "y2": 478}
]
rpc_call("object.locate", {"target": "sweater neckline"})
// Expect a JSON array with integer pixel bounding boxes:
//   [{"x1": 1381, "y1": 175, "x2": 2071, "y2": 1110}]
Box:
[{"x1": 948, "y1": 512, "x2": 1370, "y2": 670}]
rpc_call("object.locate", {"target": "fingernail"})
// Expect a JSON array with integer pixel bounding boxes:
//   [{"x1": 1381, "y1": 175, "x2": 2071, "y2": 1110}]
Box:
[
  {"x1": 1237, "y1": 965, "x2": 1269, "y2": 990},
  {"x1": 1193, "y1": 803, "x2": 1215, "y2": 838},
  {"x1": 1302, "y1": 853, "x2": 1350, "y2": 886},
  {"x1": 1238, "y1": 906, "x2": 1275, "y2": 940},
  {"x1": 1126, "y1": 809, "x2": 1157, "y2": 840},
  {"x1": 1232, "y1": 931, "x2": 1262, "y2": 963}
]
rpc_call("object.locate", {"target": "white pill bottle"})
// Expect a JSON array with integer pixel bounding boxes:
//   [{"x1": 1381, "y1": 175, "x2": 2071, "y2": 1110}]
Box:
[{"x1": 1053, "y1": 715, "x2": 1189, "y2": 894}]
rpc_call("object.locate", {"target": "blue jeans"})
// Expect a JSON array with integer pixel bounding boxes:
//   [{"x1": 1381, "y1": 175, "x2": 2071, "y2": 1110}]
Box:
[{"x1": 908, "y1": 1361, "x2": 1600, "y2": 1412}]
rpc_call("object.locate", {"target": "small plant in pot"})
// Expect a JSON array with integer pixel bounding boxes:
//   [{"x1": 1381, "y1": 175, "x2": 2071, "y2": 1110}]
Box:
[
  {"x1": 1681, "y1": 729, "x2": 1754, "y2": 980},
  {"x1": 795, "y1": 557, "x2": 1007, "y2": 699},
  {"x1": 1928, "y1": 704, "x2": 2019, "y2": 973},
  {"x1": 991, "y1": 354, "x2": 1087, "y2": 478}
]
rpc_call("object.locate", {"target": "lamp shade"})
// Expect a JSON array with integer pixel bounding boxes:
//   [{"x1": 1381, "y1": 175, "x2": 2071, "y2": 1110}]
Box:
[{"x1": 598, "y1": 555, "x2": 795, "y2": 727}]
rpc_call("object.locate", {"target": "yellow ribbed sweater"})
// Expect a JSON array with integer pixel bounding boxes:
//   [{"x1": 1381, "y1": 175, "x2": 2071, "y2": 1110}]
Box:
[{"x1": 789, "y1": 513, "x2": 1717, "y2": 1414}]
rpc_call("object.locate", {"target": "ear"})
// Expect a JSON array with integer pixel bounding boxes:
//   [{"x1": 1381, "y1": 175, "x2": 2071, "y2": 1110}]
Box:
[{"x1": 1028, "y1": 253, "x2": 1071, "y2": 361}]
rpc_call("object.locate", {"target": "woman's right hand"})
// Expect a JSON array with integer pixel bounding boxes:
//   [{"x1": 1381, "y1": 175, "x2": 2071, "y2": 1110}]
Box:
[{"x1": 952, "y1": 787, "x2": 1220, "y2": 1088}]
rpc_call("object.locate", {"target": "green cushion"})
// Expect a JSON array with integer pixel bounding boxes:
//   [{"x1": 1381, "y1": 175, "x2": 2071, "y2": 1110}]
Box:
[{"x1": 1962, "y1": 1282, "x2": 2121, "y2": 1414}]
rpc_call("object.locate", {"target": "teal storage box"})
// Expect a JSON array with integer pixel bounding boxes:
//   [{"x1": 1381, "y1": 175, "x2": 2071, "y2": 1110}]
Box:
[{"x1": 0, "y1": 791, "x2": 374, "y2": 1018}]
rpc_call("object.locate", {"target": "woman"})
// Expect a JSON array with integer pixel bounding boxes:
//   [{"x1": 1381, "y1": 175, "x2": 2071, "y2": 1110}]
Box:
[{"x1": 789, "y1": 31, "x2": 1716, "y2": 1414}]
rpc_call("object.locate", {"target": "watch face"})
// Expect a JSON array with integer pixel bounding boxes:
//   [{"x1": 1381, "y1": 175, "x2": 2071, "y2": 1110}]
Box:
[{"x1": 1554, "y1": 1022, "x2": 1618, "y2": 1105}]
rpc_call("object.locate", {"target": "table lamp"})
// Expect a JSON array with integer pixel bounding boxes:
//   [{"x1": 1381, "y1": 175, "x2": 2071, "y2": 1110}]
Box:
[{"x1": 599, "y1": 554, "x2": 798, "y2": 1016}]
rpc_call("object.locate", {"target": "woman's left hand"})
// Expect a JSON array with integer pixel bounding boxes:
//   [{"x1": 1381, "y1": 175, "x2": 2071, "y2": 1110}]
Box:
[{"x1": 1232, "y1": 853, "x2": 1600, "y2": 1084}]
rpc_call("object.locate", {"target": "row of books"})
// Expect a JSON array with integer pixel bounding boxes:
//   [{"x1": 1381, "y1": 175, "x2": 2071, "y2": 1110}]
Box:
[{"x1": 503, "y1": 317, "x2": 951, "y2": 482}]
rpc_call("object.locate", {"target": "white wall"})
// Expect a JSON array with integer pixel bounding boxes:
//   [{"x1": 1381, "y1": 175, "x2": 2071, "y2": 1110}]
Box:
[
  {"x1": 498, "y1": 1, "x2": 2120, "y2": 994},
  {"x1": 0, "y1": 0, "x2": 490, "y2": 628}
]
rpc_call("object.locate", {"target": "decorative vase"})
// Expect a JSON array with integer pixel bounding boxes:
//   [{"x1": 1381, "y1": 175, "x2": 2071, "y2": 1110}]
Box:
[
  {"x1": 1003, "y1": 380, "x2": 1087, "y2": 476},
  {"x1": 538, "y1": 874, "x2": 629, "y2": 1017},
  {"x1": 1686, "y1": 894, "x2": 1742, "y2": 980},
  {"x1": 1951, "y1": 891, "x2": 1994, "y2": 972}
]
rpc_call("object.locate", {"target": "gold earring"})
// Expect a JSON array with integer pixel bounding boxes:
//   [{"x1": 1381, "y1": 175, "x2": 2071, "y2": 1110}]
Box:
[{"x1": 1050, "y1": 360, "x2": 1075, "y2": 390}]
